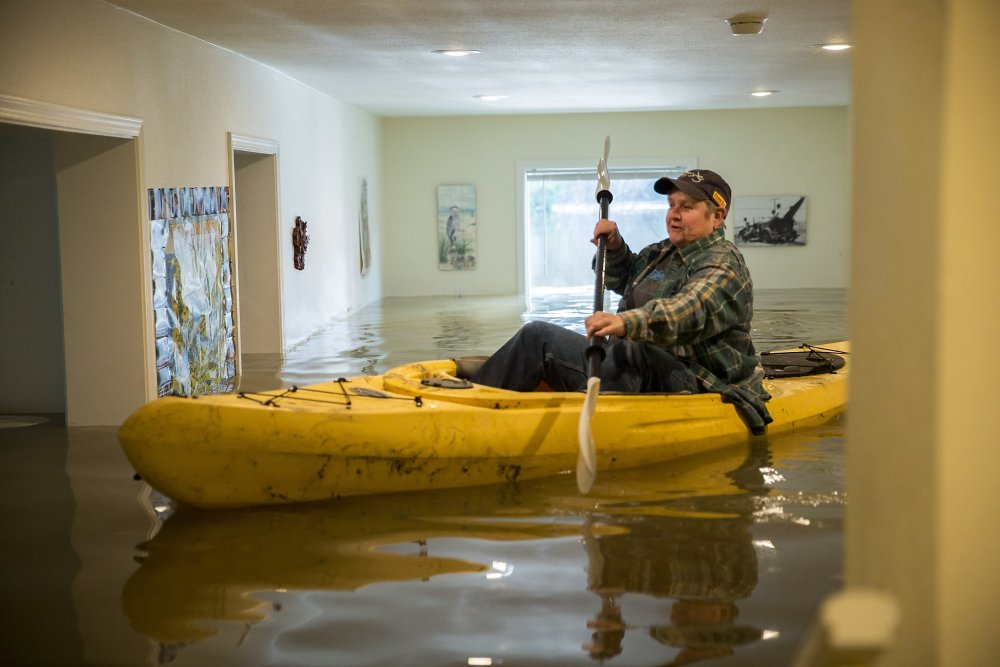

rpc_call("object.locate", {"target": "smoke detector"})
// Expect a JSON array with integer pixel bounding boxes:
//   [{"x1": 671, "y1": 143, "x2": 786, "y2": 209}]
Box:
[{"x1": 727, "y1": 14, "x2": 767, "y2": 36}]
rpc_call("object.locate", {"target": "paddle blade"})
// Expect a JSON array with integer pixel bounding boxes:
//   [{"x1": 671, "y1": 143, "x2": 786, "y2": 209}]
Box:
[{"x1": 576, "y1": 376, "x2": 600, "y2": 493}]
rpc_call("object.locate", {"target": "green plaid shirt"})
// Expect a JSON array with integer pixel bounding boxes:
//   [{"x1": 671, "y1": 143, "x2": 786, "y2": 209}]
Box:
[{"x1": 602, "y1": 227, "x2": 772, "y2": 431}]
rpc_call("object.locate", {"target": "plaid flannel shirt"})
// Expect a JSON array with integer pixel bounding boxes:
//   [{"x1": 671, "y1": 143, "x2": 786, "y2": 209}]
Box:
[{"x1": 601, "y1": 227, "x2": 772, "y2": 431}]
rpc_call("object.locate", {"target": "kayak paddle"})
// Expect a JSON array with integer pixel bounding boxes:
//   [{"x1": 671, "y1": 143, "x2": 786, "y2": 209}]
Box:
[{"x1": 578, "y1": 136, "x2": 612, "y2": 493}]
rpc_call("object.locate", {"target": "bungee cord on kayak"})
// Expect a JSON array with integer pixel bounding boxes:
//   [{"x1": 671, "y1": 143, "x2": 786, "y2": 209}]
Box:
[{"x1": 237, "y1": 382, "x2": 424, "y2": 409}]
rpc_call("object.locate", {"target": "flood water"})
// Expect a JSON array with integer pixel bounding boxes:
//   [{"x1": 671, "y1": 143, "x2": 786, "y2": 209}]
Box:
[{"x1": 0, "y1": 288, "x2": 848, "y2": 667}]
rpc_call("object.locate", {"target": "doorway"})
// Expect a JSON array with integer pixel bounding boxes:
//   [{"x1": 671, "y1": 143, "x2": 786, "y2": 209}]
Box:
[
  {"x1": 0, "y1": 124, "x2": 66, "y2": 415},
  {"x1": 0, "y1": 125, "x2": 149, "y2": 426},
  {"x1": 0, "y1": 96, "x2": 145, "y2": 425},
  {"x1": 231, "y1": 148, "x2": 282, "y2": 353},
  {"x1": 229, "y1": 134, "x2": 282, "y2": 390}
]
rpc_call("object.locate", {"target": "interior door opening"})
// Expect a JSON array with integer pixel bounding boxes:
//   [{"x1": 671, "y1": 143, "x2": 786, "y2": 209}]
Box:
[{"x1": 230, "y1": 135, "x2": 282, "y2": 391}]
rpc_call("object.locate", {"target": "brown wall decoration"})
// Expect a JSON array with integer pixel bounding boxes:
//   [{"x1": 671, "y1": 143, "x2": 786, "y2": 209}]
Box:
[{"x1": 292, "y1": 216, "x2": 309, "y2": 270}]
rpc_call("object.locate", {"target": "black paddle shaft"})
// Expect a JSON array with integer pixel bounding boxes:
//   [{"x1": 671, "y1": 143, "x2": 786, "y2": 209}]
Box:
[{"x1": 586, "y1": 190, "x2": 614, "y2": 378}]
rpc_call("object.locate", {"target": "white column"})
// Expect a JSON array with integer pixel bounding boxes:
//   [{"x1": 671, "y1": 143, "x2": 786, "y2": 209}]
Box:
[{"x1": 847, "y1": 0, "x2": 1000, "y2": 664}]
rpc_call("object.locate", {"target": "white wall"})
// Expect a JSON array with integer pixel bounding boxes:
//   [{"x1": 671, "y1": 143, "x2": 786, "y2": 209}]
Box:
[
  {"x1": 0, "y1": 0, "x2": 383, "y2": 422},
  {"x1": 383, "y1": 108, "x2": 848, "y2": 296},
  {"x1": 0, "y1": 0, "x2": 383, "y2": 353}
]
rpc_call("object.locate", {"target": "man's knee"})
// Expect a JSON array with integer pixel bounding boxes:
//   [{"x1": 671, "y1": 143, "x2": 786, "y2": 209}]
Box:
[{"x1": 517, "y1": 320, "x2": 561, "y2": 346}]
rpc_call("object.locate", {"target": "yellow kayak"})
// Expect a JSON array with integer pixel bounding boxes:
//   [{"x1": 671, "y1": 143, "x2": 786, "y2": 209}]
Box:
[{"x1": 118, "y1": 343, "x2": 849, "y2": 508}]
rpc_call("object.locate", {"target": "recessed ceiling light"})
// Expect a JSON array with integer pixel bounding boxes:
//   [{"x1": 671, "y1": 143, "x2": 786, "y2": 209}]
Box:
[
  {"x1": 474, "y1": 94, "x2": 508, "y2": 102},
  {"x1": 814, "y1": 43, "x2": 852, "y2": 51},
  {"x1": 751, "y1": 91, "x2": 777, "y2": 97},
  {"x1": 433, "y1": 49, "x2": 480, "y2": 57}
]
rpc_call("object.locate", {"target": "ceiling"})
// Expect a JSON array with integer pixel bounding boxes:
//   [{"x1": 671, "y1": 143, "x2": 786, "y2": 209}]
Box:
[{"x1": 106, "y1": 0, "x2": 852, "y2": 117}]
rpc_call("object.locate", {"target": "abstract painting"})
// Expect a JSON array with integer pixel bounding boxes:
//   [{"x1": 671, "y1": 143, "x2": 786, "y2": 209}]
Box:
[{"x1": 732, "y1": 195, "x2": 807, "y2": 246}]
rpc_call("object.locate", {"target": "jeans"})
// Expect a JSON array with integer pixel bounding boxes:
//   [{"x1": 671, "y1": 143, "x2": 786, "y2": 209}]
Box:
[{"x1": 471, "y1": 321, "x2": 700, "y2": 393}]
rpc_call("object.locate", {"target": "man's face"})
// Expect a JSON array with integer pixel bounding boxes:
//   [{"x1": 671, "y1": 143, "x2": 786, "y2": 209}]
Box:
[{"x1": 666, "y1": 192, "x2": 724, "y2": 249}]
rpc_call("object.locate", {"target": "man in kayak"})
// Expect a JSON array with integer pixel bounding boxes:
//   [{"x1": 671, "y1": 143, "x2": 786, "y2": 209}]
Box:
[{"x1": 471, "y1": 169, "x2": 771, "y2": 433}]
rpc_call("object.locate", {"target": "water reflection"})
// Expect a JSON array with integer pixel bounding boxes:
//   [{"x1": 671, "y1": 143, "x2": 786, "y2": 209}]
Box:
[
  {"x1": 582, "y1": 442, "x2": 769, "y2": 663},
  {"x1": 121, "y1": 429, "x2": 844, "y2": 665},
  {"x1": 752, "y1": 289, "x2": 849, "y2": 347}
]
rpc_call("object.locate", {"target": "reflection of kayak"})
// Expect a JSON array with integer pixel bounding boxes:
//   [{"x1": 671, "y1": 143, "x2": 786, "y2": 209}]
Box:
[
  {"x1": 125, "y1": 435, "x2": 835, "y2": 655},
  {"x1": 118, "y1": 343, "x2": 849, "y2": 509},
  {"x1": 122, "y1": 444, "x2": 770, "y2": 646},
  {"x1": 123, "y1": 493, "x2": 592, "y2": 643}
]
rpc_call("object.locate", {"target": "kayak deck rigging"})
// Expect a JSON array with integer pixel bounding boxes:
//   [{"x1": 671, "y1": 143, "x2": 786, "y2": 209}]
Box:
[{"x1": 236, "y1": 382, "x2": 424, "y2": 409}]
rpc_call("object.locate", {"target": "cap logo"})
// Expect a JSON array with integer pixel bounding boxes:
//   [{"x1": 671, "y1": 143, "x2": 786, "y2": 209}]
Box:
[
  {"x1": 712, "y1": 191, "x2": 727, "y2": 208},
  {"x1": 682, "y1": 170, "x2": 705, "y2": 183}
]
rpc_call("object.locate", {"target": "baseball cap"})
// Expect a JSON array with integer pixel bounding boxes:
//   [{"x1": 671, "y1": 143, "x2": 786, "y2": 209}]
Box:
[{"x1": 654, "y1": 170, "x2": 732, "y2": 218}]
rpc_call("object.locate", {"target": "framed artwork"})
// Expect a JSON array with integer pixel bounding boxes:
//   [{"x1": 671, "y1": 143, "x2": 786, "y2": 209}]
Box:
[
  {"x1": 732, "y1": 195, "x2": 807, "y2": 246},
  {"x1": 437, "y1": 184, "x2": 477, "y2": 270},
  {"x1": 147, "y1": 186, "x2": 236, "y2": 397},
  {"x1": 359, "y1": 176, "x2": 371, "y2": 277}
]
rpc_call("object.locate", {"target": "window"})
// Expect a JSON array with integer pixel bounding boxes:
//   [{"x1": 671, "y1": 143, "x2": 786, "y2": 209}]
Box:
[{"x1": 523, "y1": 162, "x2": 691, "y2": 299}]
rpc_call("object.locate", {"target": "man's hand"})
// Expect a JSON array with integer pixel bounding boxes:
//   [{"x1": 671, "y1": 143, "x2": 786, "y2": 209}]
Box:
[
  {"x1": 586, "y1": 311, "x2": 626, "y2": 338},
  {"x1": 592, "y1": 219, "x2": 623, "y2": 250}
]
